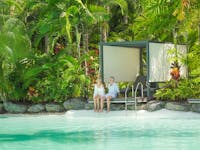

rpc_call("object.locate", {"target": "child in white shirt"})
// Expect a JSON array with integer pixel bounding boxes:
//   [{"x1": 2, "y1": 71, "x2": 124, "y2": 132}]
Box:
[
  {"x1": 104, "y1": 76, "x2": 119, "y2": 112},
  {"x1": 93, "y1": 79, "x2": 105, "y2": 112}
]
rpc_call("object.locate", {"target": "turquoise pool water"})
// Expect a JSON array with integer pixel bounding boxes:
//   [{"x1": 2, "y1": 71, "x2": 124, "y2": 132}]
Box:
[{"x1": 1, "y1": 110, "x2": 200, "y2": 150}]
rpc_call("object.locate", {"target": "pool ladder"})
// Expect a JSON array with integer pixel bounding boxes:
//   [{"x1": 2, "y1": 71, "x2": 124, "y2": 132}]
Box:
[{"x1": 125, "y1": 82, "x2": 144, "y2": 111}]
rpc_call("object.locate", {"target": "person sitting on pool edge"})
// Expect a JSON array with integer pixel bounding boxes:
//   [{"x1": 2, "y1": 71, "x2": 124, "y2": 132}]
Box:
[
  {"x1": 93, "y1": 78, "x2": 105, "y2": 112},
  {"x1": 101, "y1": 76, "x2": 120, "y2": 112}
]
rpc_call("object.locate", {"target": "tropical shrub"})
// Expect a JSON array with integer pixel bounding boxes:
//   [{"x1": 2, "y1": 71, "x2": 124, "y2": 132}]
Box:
[
  {"x1": 0, "y1": 18, "x2": 31, "y2": 101},
  {"x1": 155, "y1": 43, "x2": 200, "y2": 101},
  {"x1": 155, "y1": 78, "x2": 200, "y2": 101},
  {"x1": 1, "y1": 41, "x2": 91, "y2": 103},
  {"x1": 0, "y1": 0, "x2": 199, "y2": 103},
  {"x1": 24, "y1": 52, "x2": 90, "y2": 103}
]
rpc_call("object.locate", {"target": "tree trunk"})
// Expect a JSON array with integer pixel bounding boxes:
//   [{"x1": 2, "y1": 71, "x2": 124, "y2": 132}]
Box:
[
  {"x1": 83, "y1": 31, "x2": 89, "y2": 76},
  {"x1": 83, "y1": 32, "x2": 89, "y2": 52},
  {"x1": 100, "y1": 23, "x2": 107, "y2": 42},
  {"x1": 124, "y1": 15, "x2": 128, "y2": 24},
  {"x1": 99, "y1": 5, "x2": 110, "y2": 42},
  {"x1": 75, "y1": 26, "x2": 81, "y2": 58}
]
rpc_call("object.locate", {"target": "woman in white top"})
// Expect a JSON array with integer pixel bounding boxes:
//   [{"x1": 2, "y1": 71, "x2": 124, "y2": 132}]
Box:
[{"x1": 93, "y1": 79, "x2": 105, "y2": 112}]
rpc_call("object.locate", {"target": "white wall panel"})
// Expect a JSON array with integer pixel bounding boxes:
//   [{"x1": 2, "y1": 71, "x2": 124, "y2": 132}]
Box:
[
  {"x1": 103, "y1": 46, "x2": 140, "y2": 82},
  {"x1": 149, "y1": 42, "x2": 187, "y2": 82}
]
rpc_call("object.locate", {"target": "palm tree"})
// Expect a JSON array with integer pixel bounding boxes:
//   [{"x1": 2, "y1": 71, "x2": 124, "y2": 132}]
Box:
[
  {"x1": 0, "y1": 17, "x2": 31, "y2": 100},
  {"x1": 98, "y1": 0, "x2": 128, "y2": 42}
]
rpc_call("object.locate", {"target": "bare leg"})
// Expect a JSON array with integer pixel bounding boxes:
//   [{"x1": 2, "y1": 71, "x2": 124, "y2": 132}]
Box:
[
  {"x1": 94, "y1": 98, "x2": 97, "y2": 112},
  {"x1": 96, "y1": 97, "x2": 100, "y2": 112},
  {"x1": 94, "y1": 96, "x2": 99, "y2": 112},
  {"x1": 107, "y1": 96, "x2": 112, "y2": 112},
  {"x1": 100, "y1": 98, "x2": 104, "y2": 112}
]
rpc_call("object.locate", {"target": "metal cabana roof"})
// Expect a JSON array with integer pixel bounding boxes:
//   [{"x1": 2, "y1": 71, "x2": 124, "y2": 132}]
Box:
[{"x1": 100, "y1": 41, "x2": 148, "y2": 48}]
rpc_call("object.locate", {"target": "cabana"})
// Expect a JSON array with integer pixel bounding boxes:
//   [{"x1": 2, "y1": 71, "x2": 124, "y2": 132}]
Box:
[{"x1": 99, "y1": 41, "x2": 187, "y2": 100}]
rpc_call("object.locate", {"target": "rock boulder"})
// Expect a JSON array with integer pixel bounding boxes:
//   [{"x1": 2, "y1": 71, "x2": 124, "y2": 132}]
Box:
[
  {"x1": 0, "y1": 103, "x2": 4, "y2": 113},
  {"x1": 147, "y1": 101, "x2": 165, "y2": 112},
  {"x1": 28, "y1": 104, "x2": 45, "y2": 113},
  {"x1": 63, "y1": 98, "x2": 86, "y2": 110},
  {"x1": 165, "y1": 102, "x2": 190, "y2": 111},
  {"x1": 84, "y1": 103, "x2": 94, "y2": 110},
  {"x1": 191, "y1": 104, "x2": 200, "y2": 113},
  {"x1": 3, "y1": 101, "x2": 27, "y2": 113},
  {"x1": 45, "y1": 104, "x2": 65, "y2": 112}
]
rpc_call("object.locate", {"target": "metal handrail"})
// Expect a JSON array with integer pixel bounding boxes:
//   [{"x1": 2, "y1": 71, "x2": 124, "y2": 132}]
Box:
[
  {"x1": 135, "y1": 82, "x2": 144, "y2": 99},
  {"x1": 125, "y1": 83, "x2": 130, "y2": 100},
  {"x1": 125, "y1": 82, "x2": 144, "y2": 111},
  {"x1": 134, "y1": 82, "x2": 144, "y2": 110},
  {"x1": 125, "y1": 83, "x2": 130, "y2": 110}
]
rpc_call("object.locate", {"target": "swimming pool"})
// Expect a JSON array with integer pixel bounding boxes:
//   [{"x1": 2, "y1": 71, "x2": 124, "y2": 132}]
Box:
[{"x1": 0, "y1": 110, "x2": 200, "y2": 150}]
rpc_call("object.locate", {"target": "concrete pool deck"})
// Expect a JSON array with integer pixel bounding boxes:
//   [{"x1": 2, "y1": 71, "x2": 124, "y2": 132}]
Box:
[
  {"x1": 1, "y1": 109, "x2": 200, "y2": 119},
  {"x1": 64, "y1": 109, "x2": 200, "y2": 119}
]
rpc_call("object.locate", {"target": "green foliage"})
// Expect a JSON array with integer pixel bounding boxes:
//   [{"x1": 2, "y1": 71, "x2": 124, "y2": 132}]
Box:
[
  {"x1": 188, "y1": 44, "x2": 200, "y2": 82},
  {"x1": 0, "y1": 50, "x2": 91, "y2": 103},
  {"x1": 23, "y1": 53, "x2": 91, "y2": 103},
  {"x1": 0, "y1": 18, "x2": 31, "y2": 61},
  {"x1": 155, "y1": 43, "x2": 200, "y2": 101},
  {"x1": 0, "y1": 0, "x2": 200, "y2": 103},
  {"x1": 134, "y1": 0, "x2": 200, "y2": 101},
  {"x1": 0, "y1": 17, "x2": 31, "y2": 101},
  {"x1": 155, "y1": 79, "x2": 200, "y2": 100}
]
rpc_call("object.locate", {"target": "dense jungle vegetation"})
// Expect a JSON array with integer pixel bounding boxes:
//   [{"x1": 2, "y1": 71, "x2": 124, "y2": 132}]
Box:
[{"x1": 0, "y1": 0, "x2": 199, "y2": 103}]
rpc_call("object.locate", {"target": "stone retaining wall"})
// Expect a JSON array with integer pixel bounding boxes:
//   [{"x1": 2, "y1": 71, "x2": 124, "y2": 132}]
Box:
[{"x1": 0, "y1": 99, "x2": 200, "y2": 114}]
